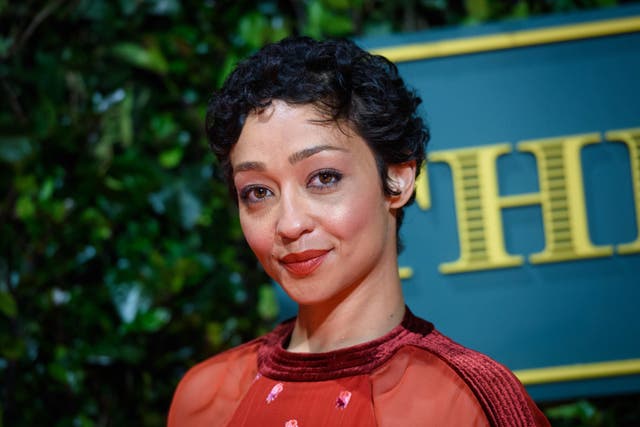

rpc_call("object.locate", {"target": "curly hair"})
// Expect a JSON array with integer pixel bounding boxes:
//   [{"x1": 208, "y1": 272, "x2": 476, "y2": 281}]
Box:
[{"x1": 206, "y1": 36, "x2": 429, "y2": 249}]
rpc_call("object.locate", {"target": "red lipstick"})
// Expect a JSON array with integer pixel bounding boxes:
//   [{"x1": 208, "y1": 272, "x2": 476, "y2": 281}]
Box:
[{"x1": 280, "y1": 249, "x2": 329, "y2": 276}]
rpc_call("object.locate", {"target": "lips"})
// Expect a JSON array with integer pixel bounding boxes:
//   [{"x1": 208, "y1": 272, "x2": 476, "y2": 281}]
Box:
[{"x1": 279, "y1": 249, "x2": 330, "y2": 276}]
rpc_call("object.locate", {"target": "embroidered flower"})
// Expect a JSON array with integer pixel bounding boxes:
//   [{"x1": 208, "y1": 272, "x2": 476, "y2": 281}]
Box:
[
  {"x1": 335, "y1": 390, "x2": 352, "y2": 409},
  {"x1": 266, "y1": 383, "x2": 284, "y2": 403},
  {"x1": 285, "y1": 420, "x2": 298, "y2": 427}
]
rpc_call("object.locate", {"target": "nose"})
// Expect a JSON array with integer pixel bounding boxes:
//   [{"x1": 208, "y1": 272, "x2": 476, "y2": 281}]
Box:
[{"x1": 276, "y1": 189, "x2": 313, "y2": 241}]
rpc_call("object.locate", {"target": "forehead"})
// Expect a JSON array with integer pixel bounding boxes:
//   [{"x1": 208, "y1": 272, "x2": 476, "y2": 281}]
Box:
[{"x1": 230, "y1": 101, "x2": 363, "y2": 163}]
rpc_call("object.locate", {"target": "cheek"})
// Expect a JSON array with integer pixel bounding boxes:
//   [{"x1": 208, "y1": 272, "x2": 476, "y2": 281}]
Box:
[
  {"x1": 239, "y1": 214, "x2": 273, "y2": 261},
  {"x1": 326, "y1": 192, "x2": 385, "y2": 239}
]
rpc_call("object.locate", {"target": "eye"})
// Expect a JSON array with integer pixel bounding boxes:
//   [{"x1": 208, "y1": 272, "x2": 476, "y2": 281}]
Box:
[
  {"x1": 239, "y1": 185, "x2": 273, "y2": 204},
  {"x1": 308, "y1": 169, "x2": 342, "y2": 189}
]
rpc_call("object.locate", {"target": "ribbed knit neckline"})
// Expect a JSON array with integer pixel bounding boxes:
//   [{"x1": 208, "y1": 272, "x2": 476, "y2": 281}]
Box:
[
  {"x1": 257, "y1": 308, "x2": 434, "y2": 381},
  {"x1": 255, "y1": 308, "x2": 547, "y2": 427}
]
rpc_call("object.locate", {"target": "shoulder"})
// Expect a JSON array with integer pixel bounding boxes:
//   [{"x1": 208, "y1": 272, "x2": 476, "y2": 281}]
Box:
[
  {"x1": 167, "y1": 337, "x2": 263, "y2": 427},
  {"x1": 397, "y1": 314, "x2": 550, "y2": 427}
]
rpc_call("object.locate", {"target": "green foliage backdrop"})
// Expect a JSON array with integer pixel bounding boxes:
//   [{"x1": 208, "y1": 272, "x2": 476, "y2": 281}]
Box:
[{"x1": 1, "y1": 1, "x2": 638, "y2": 426}]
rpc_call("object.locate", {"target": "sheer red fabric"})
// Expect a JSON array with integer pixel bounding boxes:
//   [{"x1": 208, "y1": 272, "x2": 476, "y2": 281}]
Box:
[{"x1": 168, "y1": 310, "x2": 549, "y2": 427}]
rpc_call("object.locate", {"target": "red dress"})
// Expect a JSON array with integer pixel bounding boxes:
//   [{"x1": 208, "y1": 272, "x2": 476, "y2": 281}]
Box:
[{"x1": 168, "y1": 309, "x2": 550, "y2": 427}]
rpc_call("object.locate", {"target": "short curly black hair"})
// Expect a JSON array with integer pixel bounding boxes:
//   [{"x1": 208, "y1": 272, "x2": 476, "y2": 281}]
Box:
[{"x1": 206, "y1": 36, "x2": 429, "y2": 248}]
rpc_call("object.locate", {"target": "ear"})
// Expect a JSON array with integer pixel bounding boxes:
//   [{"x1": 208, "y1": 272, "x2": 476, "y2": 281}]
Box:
[{"x1": 387, "y1": 160, "x2": 417, "y2": 209}]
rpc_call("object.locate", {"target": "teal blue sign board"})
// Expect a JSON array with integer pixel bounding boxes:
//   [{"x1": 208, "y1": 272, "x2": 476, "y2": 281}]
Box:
[
  {"x1": 277, "y1": 5, "x2": 640, "y2": 401},
  {"x1": 363, "y1": 7, "x2": 640, "y2": 399}
]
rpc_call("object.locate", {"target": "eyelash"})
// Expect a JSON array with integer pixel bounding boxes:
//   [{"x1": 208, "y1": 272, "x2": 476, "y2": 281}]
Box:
[
  {"x1": 238, "y1": 169, "x2": 343, "y2": 205},
  {"x1": 239, "y1": 185, "x2": 273, "y2": 204},
  {"x1": 307, "y1": 169, "x2": 343, "y2": 190}
]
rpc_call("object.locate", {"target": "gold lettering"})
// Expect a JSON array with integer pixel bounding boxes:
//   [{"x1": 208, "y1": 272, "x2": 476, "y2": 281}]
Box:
[
  {"x1": 415, "y1": 163, "x2": 431, "y2": 210},
  {"x1": 605, "y1": 128, "x2": 640, "y2": 254},
  {"x1": 399, "y1": 267, "x2": 414, "y2": 280},
  {"x1": 425, "y1": 129, "x2": 637, "y2": 274},
  {"x1": 518, "y1": 133, "x2": 613, "y2": 263},
  {"x1": 429, "y1": 144, "x2": 524, "y2": 274}
]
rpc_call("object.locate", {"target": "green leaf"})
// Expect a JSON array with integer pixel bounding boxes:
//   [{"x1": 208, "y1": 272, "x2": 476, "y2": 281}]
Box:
[
  {"x1": 322, "y1": 0, "x2": 354, "y2": 11},
  {"x1": 322, "y1": 14, "x2": 353, "y2": 35},
  {"x1": 511, "y1": 1, "x2": 530, "y2": 19},
  {"x1": 257, "y1": 284, "x2": 278, "y2": 320},
  {"x1": 105, "y1": 176, "x2": 124, "y2": 191},
  {"x1": 109, "y1": 282, "x2": 149, "y2": 324},
  {"x1": 47, "y1": 361, "x2": 68, "y2": 384},
  {"x1": 135, "y1": 307, "x2": 171, "y2": 332},
  {"x1": 217, "y1": 54, "x2": 240, "y2": 87},
  {"x1": 0, "y1": 35, "x2": 12, "y2": 57},
  {"x1": 0, "y1": 336, "x2": 25, "y2": 360},
  {"x1": 177, "y1": 186, "x2": 201, "y2": 229},
  {"x1": 39, "y1": 177, "x2": 55, "y2": 201},
  {"x1": 71, "y1": 415, "x2": 95, "y2": 427},
  {"x1": 306, "y1": 0, "x2": 325, "y2": 38},
  {"x1": 305, "y1": 0, "x2": 353, "y2": 37},
  {"x1": 150, "y1": 113, "x2": 179, "y2": 141},
  {"x1": 34, "y1": 96, "x2": 57, "y2": 138},
  {"x1": 545, "y1": 399, "x2": 599, "y2": 421},
  {"x1": 0, "y1": 291, "x2": 17, "y2": 318},
  {"x1": 111, "y1": 42, "x2": 169, "y2": 75},
  {"x1": 15, "y1": 195, "x2": 35, "y2": 220},
  {"x1": 238, "y1": 12, "x2": 270, "y2": 49},
  {"x1": 76, "y1": 0, "x2": 110, "y2": 21},
  {"x1": 465, "y1": 0, "x2": 490, "y2": 22},
  {"x1": 120, "y1": 0, "x2": 140, "y2": 16},
  {"x1": 0, "y1": 136, "x2": 32, "y2": 163},
  {"x1": 93, "y1": 135, "x2": 114, "y2": 170},
  {"x1": 119, "y1": 89, "x2": 134, "y2": 146},
  {"x1": 159, "y1": 147, "x2": 183, "y2": 169},
  {"x1": 148, "y1": 0, "x2": 181, "y2": 15},
  {"x1": 206, "y1": 322, "x2": 224, "y2": 347}
]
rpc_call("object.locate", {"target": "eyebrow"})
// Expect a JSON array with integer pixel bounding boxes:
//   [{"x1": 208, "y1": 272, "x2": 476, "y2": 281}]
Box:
[
  {"x1": 288, "y1": 145, "x2": 347, "y2": 165},
  {"x1": 233, "y1": 161, "x2": 266, "y2": 174},
  {"x1": 233, "y1": 145, "x2": 348, "y2": 177}
]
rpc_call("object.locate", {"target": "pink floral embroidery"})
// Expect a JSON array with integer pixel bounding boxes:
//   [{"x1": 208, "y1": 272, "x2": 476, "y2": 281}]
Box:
[
  {"x1": 336, "y1": 390, "x2": 352, "y2": 409},
  {"x1": 266, "y1": 383, "x2": 284, "y2": 403},
  {"x1": 285, "y1": 420, "x2": 298, "y2": 427}
]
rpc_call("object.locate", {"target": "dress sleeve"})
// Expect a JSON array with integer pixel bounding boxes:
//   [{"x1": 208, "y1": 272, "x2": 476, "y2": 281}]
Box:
[
  {"x1": 420, "y1": 330, "x2": 551, "y2": 427},
  {"x1": 371, "y1": 346, "x2": 491, "y2": 426},
  {"x1": 370, "y1": 345, "x2": 550, "y2": 427},
  {"x1": 167, "y1": 341, "x2": 260, "y2": 427}
]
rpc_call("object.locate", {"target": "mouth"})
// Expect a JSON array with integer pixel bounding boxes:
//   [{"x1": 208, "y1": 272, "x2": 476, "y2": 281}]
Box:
[{"x1": 279, "y1": 249, "x2": 330, "y2": 276}]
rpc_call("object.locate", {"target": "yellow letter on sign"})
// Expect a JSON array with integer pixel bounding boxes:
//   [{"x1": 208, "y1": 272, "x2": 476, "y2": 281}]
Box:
[
  {"x1": 605, "y1": 127, "x2": 640, "y2": 255},
  {"x1": 518, "y1": 133, "x2": 613, "y2": 264},
  {"x1": 429, "y1": 144, "x2": 526, "y2": 274}
]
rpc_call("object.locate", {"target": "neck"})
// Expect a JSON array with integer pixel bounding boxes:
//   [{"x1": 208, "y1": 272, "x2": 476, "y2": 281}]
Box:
[{"x1": 286, "y1": 264, "x2": 406, "y2": 353}]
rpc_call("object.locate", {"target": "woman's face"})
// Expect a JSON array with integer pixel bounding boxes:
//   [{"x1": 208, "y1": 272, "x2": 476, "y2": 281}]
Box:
[{"x1": 230, "y1": 100, "x2": 404, "y2": 307}]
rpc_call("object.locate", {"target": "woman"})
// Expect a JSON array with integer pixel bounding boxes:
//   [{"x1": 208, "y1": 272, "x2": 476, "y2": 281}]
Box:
[{"x1": 168, "y1": 36, "x2": 549, "y2": 427}]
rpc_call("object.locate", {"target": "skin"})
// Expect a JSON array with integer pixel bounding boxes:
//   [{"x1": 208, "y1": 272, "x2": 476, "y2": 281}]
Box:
[{"x1": 230, "y1": 100, "x2": 416, "y2": 353}]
